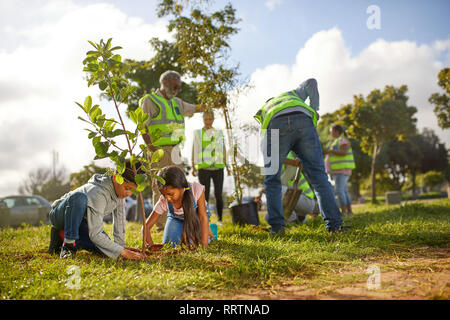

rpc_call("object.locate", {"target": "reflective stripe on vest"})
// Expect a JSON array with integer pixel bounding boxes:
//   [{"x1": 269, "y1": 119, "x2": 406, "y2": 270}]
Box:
[
  {"x1": 139, "y1": 93, "x2": 185, "y2": 146},
  {"x1": 329, "y1": 135, "x2": 356, "y2": 170},
  {"x1": 284, "y1": 152, "x2": 315, "y2": 199},
  {"x1": 193, "y1": 128, "x2": 226, "y2": 170},
  {"x1": 254, "y1": 90, "x2": 318, "y2": 129}
]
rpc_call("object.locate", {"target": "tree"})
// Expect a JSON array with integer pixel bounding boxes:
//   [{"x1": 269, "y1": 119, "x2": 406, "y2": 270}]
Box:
[
  {"x1": 420, "y1": 171, "x2": 445, "y2": 192},
  {"x1": 348, "y1": 85, "x2": 418, "y2": 203},
  {"x1": 18, "y1": 166, "x2": 71, "y2": 202},
  {"x1": 69, "y1": 162, "x2": 109, "y2": 189},
  {"x1": 381, "y1": 138, "x2": 422, "y2": 192},
  {"x1": 76, "y1": 38, "x2": 165, "y2": 253},
  {"x1": 429, "y1": 68, "x2": 450, "y2": 129},
  {"x1": 416, "y1": 128, "x2": 448, "y2": 174},
  {"x1": 157, "y1": 0, "x2": 247, "y2": 204}
]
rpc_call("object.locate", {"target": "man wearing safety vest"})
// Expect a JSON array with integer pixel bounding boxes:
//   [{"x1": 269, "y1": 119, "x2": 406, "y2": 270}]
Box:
[
  {"x1": 254, "y1": 78, "x2": 346, "y2": 234},
  {"x1": 140, "y1": 70, "x2": 207, "y2": 231},
  {"x1": 255, "y1": 151, "x2": 318, "y2": 224},
  {"x1": 324, "y1": 124, "x2": 355, "y2": 217},
  {"x1": 192, "y1": 110, "x2": 230, "y2": 225}
]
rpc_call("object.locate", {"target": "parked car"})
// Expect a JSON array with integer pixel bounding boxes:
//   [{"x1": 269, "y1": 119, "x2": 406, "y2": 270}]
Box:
[
  {"x1": 0, "y1": 195, "x2": 52, "y2": 227},
  {"x1": 103, "y1": 197, "x2": 153, "y2": 223}
]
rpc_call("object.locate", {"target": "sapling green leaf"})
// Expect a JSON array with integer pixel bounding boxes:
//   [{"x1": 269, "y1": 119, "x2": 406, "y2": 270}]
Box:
[
  {"x1": 116, "y1": 156, "x2": 126, "y2": 175},
  {"x1": 99, "y1": 80, "x2": 108, "y2": 91},
  {"x1": 88, "y1": 132, "x2": 98, "y2": 139},
  {"x1": 77, "y1": 116, "x2": 91, "y2": 125},
  {"x1": 130, "y1": 154, "x2": 138, "y2": 167},
  {"x1": 84, "y1": 96, "x2": 92, "y2": 113},
  {"x1": 135, "y1": 174, "x2": 148, "y2": 192},
  {"x1": 115, "y1": 174, "x2": 124, "y2": 185},
  {"x1": 151, "y1": 149, "x2": 164, "y2": 164},
  {"x1": 151, "y1": 174, "x2": 165, "y2": 186},
  {"x1": 89, "y1": 106, "x2": 101, "y2": 122}
]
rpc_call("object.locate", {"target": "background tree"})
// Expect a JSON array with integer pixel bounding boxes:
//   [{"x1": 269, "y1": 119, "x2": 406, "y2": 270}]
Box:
[
  {"x1": 419, "y1": 170, "x2": 445, "y2": 192},
  {"x1": 69, "y1": 162, "x2": 109, "y2": 189},
  {"x1": 157, "y1": 0, "x2": 247, "y2": 204},
  {"x1": 18, "y1": 166, "x2": 70, "y2": 202},
  {"x1": 348, "y1": 85, "x2": 418, "y2": 203},
  {"x1": 415, "y1": 128, "x2": 448, "y2": 174},
  {"x1": 429, "y1": 68, "x2": 450, "y2": 129},
  {"x1": 381, "y1": 138, "x2": 422, "y2": 192}
]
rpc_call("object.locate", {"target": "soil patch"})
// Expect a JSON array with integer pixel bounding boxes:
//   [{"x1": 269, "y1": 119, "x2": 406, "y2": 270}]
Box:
[{"x1": 226, "y1": 248, "x2": 450, "y2": 300}]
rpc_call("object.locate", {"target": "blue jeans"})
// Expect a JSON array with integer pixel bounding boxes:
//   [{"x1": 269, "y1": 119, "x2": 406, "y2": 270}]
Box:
[
  {"x1": 162, "y1": 201, "x2": 211, "y2": 247},
  {"x1": 262, "y1": 113, "x2": 343, "y2": 231},
  {"x1": 332, "y1": 174, "x2": 352, "y2": 206},
  {"x1": 49, "y1": 192, "x2": 105, "y2": 254}
]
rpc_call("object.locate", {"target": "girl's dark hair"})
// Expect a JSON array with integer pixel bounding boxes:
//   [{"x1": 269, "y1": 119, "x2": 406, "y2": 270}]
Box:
[
  {"x1": 331, "y1": 124, "x2": 346, "y2": 137},
  {"x1": 156, "y1": 166, "x2": 201, "y2": 248}
]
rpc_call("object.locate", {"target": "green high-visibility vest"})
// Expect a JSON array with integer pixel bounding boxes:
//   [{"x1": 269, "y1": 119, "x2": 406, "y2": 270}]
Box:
[
  {"x1": 254, "y1": 90, "x2": 318, "y2": 129},
  {"x1": 193, "y1": 128, "x2": 226, "y2": 170},
  {"x1": 329, "y1": 135, "x2": 355, "y2": 170},
  {"x1": 283, "y1": 152, "x2": 315, "y2": 200},
  {"x1": 139, "y1": 92, "x2": 185, "y2": 146}
]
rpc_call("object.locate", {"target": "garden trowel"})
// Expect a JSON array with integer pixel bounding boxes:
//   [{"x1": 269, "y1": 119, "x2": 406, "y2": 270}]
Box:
[{"x1": 282, "y1": 163, "x2": 303, "y2": 220}]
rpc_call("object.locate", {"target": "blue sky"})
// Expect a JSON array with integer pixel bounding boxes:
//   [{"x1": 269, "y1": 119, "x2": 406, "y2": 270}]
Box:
[
  {"x1": 73, "y1": 0, "x2": 450, "y2": 77},
  {"x1": 0, "y1": 0, "x2": 449, "y2": 196}
]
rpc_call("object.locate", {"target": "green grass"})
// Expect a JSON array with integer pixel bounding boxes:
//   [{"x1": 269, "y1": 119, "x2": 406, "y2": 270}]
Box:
[{"x1": 1, "y1": 199, "x2": 449, "y2": 300}]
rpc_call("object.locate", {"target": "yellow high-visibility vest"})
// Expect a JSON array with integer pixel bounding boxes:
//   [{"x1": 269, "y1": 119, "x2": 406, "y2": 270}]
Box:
[
  {"x1": 139, "y1": 92, "x2": 185, "y2": 146},
  {"x1": 254, "y1": 90, "x2": 318, "y2": 129},
  {"x1": 283, "y1": 152, "x2": 315, "y2": 199},
  {"x1": 193, "y1": 128, "x2": 226, "y2": 170},
  {"x1": 329, "y1": 135, "x2": 355, "y2": 170}
]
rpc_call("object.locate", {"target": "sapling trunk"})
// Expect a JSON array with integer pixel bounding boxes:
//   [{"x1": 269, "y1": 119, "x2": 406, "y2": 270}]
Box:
[
  {"x1": 138, "y1": 192, "x2": 147, "y2": 253},
  {"x1": 221, "y1": 103, "x2": 243, "y2": 205}
]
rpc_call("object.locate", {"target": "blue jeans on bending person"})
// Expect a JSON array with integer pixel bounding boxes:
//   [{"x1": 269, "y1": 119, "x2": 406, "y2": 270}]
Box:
[
  {"x1": 162, "y1": 200, "x2": 211, "y2": 247},
  {"x1": 49, "y1": 192, "x2": 105, "y2": 254},
  {"x1": 332, "y1": 174, "x2": 352, "y2": 207},
  {"x1": 262, "y1": 112, "x2": 343, "y2": 232}
]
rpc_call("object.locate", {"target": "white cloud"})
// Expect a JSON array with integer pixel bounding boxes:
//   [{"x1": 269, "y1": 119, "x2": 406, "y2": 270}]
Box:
[
  {"x1": 0, "y1": 0, "x2": 171, "y2": 196},
  {"x1": 265, "y1": 0, "x2": 283, "y2": 11},
  {"x1": 235, "y1": 27, "x2": 450, "y2": 152}
]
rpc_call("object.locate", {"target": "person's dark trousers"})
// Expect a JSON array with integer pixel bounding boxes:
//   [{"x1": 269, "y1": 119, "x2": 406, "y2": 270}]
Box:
[
  {"x1": 49, "y1": 192, "x2": 105, "y2": 255},
  {"x1": 198, "y1": 169, "x2": 224, "y2": 221}
]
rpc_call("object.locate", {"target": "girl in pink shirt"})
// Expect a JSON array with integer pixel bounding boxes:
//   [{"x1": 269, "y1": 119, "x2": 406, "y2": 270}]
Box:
[{"x1": 144, "y1": 166, "x2": 214, "y2": 249}]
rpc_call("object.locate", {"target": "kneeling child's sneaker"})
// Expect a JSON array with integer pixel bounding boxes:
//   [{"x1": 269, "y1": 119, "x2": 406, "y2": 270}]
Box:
[{"x1": 60, "y1": 242, "x2": 77, "y2": 259}]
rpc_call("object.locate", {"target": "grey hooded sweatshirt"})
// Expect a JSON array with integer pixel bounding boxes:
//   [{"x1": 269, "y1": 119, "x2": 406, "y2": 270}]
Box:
[{"x1": 51, "y1": 174, "x2": 126, "y2": 258}]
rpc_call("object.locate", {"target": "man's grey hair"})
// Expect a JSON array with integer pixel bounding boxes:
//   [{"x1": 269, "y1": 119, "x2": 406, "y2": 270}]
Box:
[{"x1": 160, "y1": 70, "x2": 181, "y2": 85}]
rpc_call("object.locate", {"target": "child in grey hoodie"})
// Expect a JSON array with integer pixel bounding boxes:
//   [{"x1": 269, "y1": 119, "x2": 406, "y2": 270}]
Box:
[{"x1": 48, "y1": 160, "x2": 146, "y2": 260}]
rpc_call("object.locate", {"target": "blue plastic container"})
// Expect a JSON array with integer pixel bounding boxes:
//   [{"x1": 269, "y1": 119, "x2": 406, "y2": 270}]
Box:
[{"x1": 210, "y1": 223, "x2": 218, "y2": 240}]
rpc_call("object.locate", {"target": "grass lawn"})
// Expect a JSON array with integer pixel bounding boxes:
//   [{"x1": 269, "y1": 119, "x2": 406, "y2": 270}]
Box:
[{"x1": 1, "y1": 199, "x2": 449, "y2": 300}]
